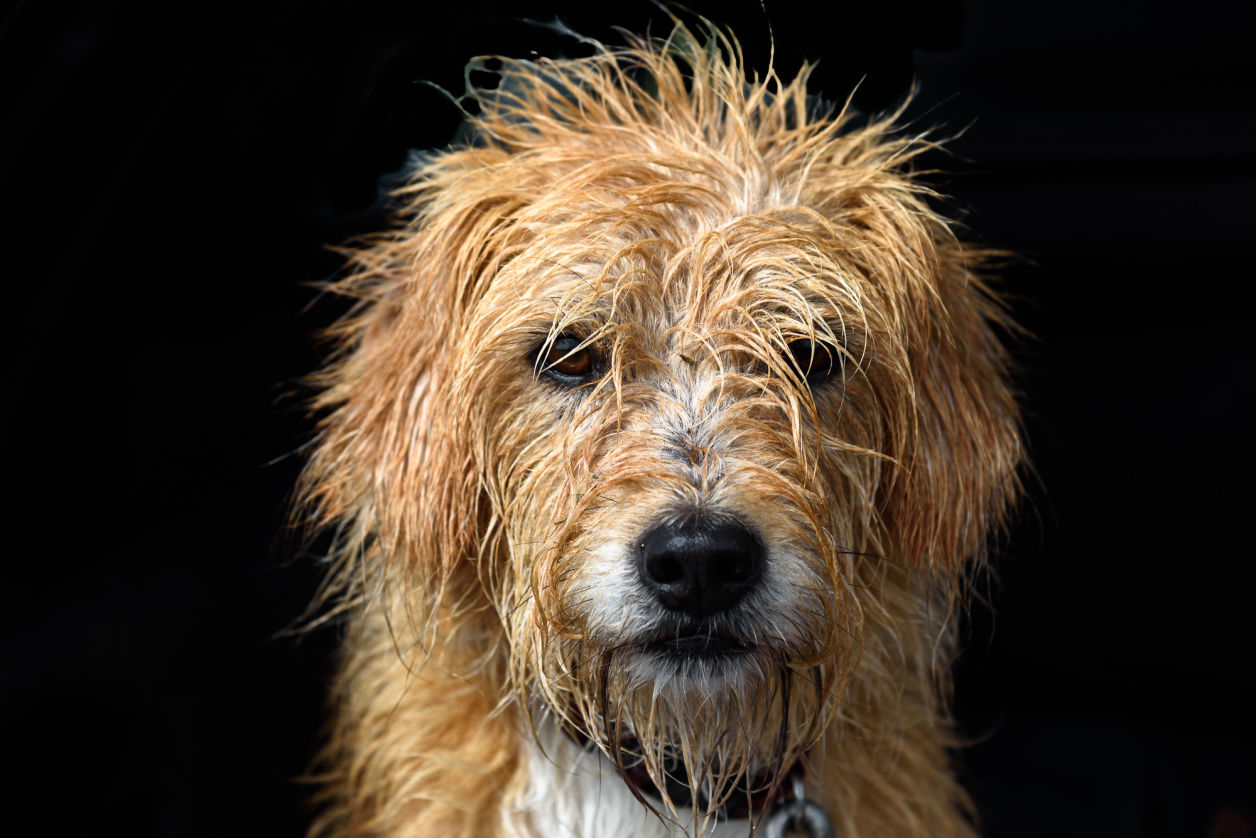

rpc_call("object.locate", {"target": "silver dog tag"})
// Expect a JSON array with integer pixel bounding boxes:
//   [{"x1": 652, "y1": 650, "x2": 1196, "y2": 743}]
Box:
[
  {"x1": 763, "y1": 800, "x2": 837, "y2": 838},
  {"x1": 763, "y1": 777, "x2": 837, "y2": 838}
]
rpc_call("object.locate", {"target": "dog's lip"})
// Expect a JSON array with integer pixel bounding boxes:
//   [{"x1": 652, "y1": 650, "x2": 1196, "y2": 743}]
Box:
[{"x1": 640, "y1": 632, "x2": 753, "y2": 658}]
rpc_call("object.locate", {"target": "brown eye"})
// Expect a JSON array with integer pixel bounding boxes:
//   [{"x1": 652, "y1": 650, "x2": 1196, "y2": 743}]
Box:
[
  {"x1": 539, "y1": 334, "x2": 600, "y2": 384},
  {"x1": 787, "y1": 339, "x2": 840, "y2": 386}
]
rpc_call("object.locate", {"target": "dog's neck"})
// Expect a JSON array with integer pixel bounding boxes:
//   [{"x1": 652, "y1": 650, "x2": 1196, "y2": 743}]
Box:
[
  {"x1": 551, "y1": 713, "x2": 803, "y2": 823},
  {"x1": 510, "y1": 719, "x2": 780, "y2": 838}
]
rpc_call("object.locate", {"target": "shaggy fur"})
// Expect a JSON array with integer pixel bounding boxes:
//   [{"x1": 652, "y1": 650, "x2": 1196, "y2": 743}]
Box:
[{"x1": 299, "y1": 23, "x2": 1022, "y2": 838}]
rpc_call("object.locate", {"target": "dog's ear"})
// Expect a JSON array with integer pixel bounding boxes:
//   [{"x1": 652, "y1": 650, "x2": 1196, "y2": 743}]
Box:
[
  {"x1": 300, "y1": 149, "x2": 527, "y2": 608},
  {"x1": 883, "y1": 242, "x2": 1023, "y2": 580}
]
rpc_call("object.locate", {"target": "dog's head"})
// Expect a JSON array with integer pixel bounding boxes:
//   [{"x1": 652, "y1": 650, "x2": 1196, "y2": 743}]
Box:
[{"x1": 303, "y1": 25, "x2": 1021, "y2": 824}]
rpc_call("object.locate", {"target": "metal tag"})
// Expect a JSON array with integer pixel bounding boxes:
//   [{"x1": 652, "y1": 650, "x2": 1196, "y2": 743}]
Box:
[{"x1": 762, "y1": 778, "x2": 837, "y2": 838}]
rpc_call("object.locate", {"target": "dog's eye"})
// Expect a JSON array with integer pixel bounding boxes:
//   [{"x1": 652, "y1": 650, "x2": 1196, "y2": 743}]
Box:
[
  {"x1": 539, "y1": 334, "x2": 600, "y2": 385},
  {"x1": 786, "y1": 339, "x2": 840, "y2": 386}
]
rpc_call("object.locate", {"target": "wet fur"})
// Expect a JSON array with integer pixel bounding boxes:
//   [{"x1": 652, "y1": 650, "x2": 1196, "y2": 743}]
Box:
[{"x1": 299, "y1": 23, "x2": 1022, "y2": 838}]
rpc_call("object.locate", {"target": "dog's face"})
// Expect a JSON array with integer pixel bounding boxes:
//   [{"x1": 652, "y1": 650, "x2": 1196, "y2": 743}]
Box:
[
  {"x1": 470, "y1": 198, "x2": 872, "y2": 804},
  {"x1": 306, "y1": 30, "x2": 1020, "y2": 823}
]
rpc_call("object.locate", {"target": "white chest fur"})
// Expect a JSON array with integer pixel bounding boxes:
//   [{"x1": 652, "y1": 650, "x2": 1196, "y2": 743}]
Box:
[{"x1": 503, "y1": 723, "x2": 756, "y2": 838}]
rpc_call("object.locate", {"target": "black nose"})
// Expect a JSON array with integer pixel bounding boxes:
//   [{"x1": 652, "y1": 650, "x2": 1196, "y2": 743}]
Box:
[{"x1": 636, "y1": 516, "x2": 765, "y2": 618}]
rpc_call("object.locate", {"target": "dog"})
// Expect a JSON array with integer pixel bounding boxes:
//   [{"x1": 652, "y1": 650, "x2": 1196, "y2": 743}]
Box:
[{"x1": 299, "y1": 23, "x2": 1022, "y2": 838}]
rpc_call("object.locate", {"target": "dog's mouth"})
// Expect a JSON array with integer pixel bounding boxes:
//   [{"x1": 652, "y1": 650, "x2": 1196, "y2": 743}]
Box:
[{"x1": 640, "y1": 631, "x2": 754, "y2": 660}]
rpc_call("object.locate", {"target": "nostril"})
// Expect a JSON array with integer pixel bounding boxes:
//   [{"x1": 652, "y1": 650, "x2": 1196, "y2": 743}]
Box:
[
  {"x1": 646, "y1": 554, "x2": 684, "y2": 587},
  {"x1": 721, "y1": 555, "x2": 752, "y2": 584}
]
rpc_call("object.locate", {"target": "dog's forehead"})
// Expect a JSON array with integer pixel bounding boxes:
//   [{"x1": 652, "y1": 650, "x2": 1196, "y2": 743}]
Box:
[{"x1": 484, "y1": 200, "x2": 867, "y2": 333}]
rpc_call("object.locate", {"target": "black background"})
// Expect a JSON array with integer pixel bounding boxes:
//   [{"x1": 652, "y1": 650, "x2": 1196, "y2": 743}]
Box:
[{"x1": 4, "y1": 1, "x2": 1254, "y2": 835}]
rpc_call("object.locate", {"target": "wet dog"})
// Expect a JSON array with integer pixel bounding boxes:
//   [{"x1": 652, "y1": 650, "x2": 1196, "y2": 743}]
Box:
[{"x1": 300, "y1": 24, "x2": 1021, "y2": 838}]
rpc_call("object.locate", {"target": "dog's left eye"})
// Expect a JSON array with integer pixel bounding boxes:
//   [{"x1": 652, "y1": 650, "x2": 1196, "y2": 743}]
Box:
[
  {"x1": 538, "y1": 334, "x2": 601, "y2": 385},
  {"x1": 786, "y1": 339, "x2": 841, "y2": 386}
]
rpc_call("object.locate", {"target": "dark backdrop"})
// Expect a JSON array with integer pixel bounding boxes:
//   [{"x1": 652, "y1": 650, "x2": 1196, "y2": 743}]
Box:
[{"x1": 4, "y1": 1, "x2": 1253, "y2": 835}]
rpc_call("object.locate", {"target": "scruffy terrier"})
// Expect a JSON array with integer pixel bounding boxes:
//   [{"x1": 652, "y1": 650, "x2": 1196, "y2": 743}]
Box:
[{"x1": 299, "y1": 23, "x2": 1022, "y2": 838}]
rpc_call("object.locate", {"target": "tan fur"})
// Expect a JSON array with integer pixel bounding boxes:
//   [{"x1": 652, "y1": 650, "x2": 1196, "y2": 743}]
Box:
[{"x1": 299, "y1": 23, "x2": 1022, "y2": 838}]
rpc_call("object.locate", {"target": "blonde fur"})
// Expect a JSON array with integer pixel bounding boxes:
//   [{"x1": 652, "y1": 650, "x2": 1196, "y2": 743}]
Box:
[{"x1": 299, "y1": 22, "x2": 1021, "y2": 838}]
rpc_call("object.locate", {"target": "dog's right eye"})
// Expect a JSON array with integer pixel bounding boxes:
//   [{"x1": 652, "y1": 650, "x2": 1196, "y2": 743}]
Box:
[
  {"x1": 538, "y1": 335, "x2": 601, "y2": 386},
  {"x1": 786, "y1": 339, "x2": 841, "y2": 387}
]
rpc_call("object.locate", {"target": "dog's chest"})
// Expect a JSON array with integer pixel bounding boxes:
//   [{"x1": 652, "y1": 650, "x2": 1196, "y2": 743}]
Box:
[{"x1": 505, "y1": 728, "x2": 754, "y2": 838}]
